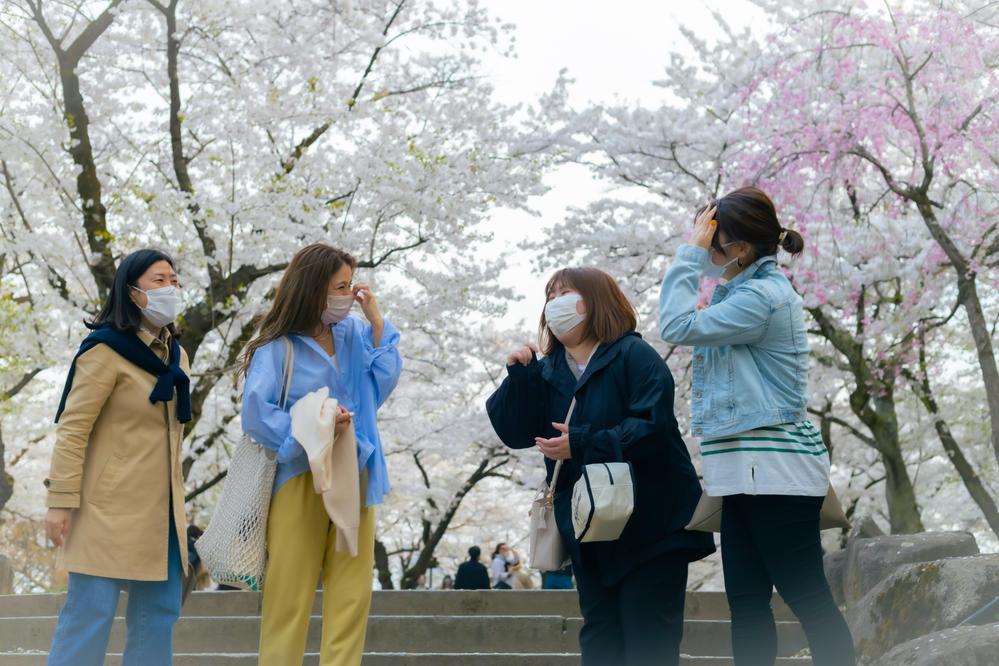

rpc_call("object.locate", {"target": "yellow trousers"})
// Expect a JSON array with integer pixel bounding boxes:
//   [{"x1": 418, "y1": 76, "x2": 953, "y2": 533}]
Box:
[{"x1": 259, "y1": 471, "x2": 376, "y2": 666}]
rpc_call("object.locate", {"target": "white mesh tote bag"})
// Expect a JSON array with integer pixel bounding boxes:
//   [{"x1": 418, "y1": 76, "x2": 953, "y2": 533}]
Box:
[
  {"x1": 527, "y1": 398, "x2": 577, "y2": 571},
  {"x1": 196, "y1": 337, "x2": 294, "y2": 591},
  {"x1": 571, "y1": 461, "x2": 636, "y2": 543}
]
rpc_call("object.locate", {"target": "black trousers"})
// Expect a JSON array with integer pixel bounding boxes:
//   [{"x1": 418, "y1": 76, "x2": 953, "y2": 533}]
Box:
[
  {"x1": 721, "y1": 494, "x2": 856, "y2": 666},
  {"x1": 574, "y1": 552, "x2": 688, "y2": 666}
]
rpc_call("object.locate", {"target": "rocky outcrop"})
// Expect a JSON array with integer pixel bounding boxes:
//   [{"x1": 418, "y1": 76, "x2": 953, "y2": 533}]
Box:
[
  {"x1": 847, "y1": 554, "x2": 999, "y2": 663},
  {"x1": 842, "y1": 531, "x2": 979, "y2": 604},
  {"x1": 872, "y1": 622, "x2": 999, "y2": 665}
]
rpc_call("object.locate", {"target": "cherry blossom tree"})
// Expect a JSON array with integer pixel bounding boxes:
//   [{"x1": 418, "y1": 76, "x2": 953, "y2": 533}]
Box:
[
  {"x1": 543, "y1": 1, "x2": 999, "y2": 536},
  {"x1": 0, "y1": 0, "x2": 554, "y2": 588}
]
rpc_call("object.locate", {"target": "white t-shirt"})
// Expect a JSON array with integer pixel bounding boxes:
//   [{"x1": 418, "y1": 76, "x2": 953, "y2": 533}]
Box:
[
  {"x1": 490, "y1": 555, "x2": 511, "y2": 587},
  {"x1": 700, "y1": 421, "x2": 830, "y2": 497}
]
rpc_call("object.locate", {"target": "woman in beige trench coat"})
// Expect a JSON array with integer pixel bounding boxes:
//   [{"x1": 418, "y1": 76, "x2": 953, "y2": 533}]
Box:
[{"x1": 44, "y1": 249, "x2": 190, "y2": 666}]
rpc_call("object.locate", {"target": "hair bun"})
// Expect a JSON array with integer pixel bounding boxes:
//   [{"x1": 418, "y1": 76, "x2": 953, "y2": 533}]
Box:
[{"x1": 778, "y1": 228, "x2": 805, "y2": 255}]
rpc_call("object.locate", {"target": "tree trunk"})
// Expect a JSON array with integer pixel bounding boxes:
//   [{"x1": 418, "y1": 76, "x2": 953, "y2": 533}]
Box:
[
  {"x1": 903, "y1": 337, "x2": 999, "y2": 537},
  {"x1": 398, "y1": 450, "x2": 510, "y2": 589},
  {"x1": 913, "y1": 197, "x2": 999, "y2": 475},
  {"x1": 0, "y1": 427, "x2": 13, "y2": 515},
  {"x1": 29, "y1": 1, "x2": 125, "y2": 299},
  {"x1": 0, "y1": 369, "x2": 44, "y2": 513},
  {"x1": 374, "y1": 539, "x2": 395, "y2": 590},
  {"x1": 810, "y1": 306, "x2": 924, "y2": 533},
  {"x1": 854, "y1": 388, "x2": 925, "y2": 533}
]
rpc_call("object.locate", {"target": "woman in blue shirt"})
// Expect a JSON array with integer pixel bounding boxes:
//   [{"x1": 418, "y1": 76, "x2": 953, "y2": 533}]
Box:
[
  {"x1": 239, "y1": 243, "x2": 402, "y2": 666},
  {"x1": 659, "y1": 188, "x2": 855, "y2": 666}
]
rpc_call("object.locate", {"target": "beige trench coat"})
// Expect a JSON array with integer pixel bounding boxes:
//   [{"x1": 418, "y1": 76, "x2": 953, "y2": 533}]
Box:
[{"x1": 45, "y1": 330, "x2": 189, "y2": 581}]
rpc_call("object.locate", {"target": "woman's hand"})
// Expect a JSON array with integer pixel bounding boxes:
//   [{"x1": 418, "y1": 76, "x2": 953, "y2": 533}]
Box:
[
  {"x1": 507, "y1": 342, "x2": 539, "y2": 367},
  {"x1": 334, "y1": 405, "x2": 352, "y2": 437},
  {"x1": 45, "y1": 508, "x2": 72, "y2": 547},
  {"x1": 353, "y1": 283, "x2": 382, "y2": 327},
  {"x1": 690, "y1": 204, "x2": 718, "y2": 249},
  {"x1": 535, "y1": 422, "x2": 571, "y2": 460},
  {"x1": 353, "y1": 283, "x2": 384, "y2": 345}
]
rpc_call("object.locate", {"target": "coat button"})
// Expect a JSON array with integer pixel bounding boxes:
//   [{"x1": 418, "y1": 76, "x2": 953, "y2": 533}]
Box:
[
  {"x1": 43, "y1": 478, "x2": 51, "y2": 487},
  {"x1": 693, "y1": 391, "x2": 702, "y2": 398}
]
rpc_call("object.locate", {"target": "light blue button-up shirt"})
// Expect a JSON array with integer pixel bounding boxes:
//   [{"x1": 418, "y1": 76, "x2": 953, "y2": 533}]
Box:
[
  {"x1": 241, "y1": 315, "x2": 402, "y2": 507},
  {"x1": 659, "y1": 244, "x2": 809, "y2": 438}
]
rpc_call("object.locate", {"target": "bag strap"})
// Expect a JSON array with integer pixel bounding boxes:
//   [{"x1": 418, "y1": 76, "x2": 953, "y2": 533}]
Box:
[
  {"x1": 279, "y1": 337, "x2": 295, "y2": 410},
  {"x1": 546, "y1": 397, "x2": 576, "y2": 494},
  {"x1": 541, "y1": 342, "x2": 601, "y2": 497}
]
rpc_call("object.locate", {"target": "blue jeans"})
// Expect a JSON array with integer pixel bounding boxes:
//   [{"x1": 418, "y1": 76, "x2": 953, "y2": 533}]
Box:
[
  {"x1": 48, "y1": 519, "x2": 183, "y2": 666},
  {"x1": 542, "y1": 572, "x2": 575, "y2": 589}
]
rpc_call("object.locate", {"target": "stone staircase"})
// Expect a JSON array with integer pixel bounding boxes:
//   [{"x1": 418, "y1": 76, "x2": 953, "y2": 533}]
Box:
[{"x1": 0, "y1": 590, "x2": 811, "y2": 664}]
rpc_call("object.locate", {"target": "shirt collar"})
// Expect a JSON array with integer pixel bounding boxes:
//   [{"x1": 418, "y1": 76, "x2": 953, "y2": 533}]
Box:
[
  {"x1": 136, "y1": 327, "x2": 169, "y2": 348},
  {"x1": 725, "y1": 254, "x2": 777, "y2": 289}
]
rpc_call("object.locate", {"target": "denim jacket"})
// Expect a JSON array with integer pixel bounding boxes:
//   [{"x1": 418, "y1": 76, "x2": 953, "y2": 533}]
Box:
[{"x1": 658, "y1": 245, "x2": 809, "y2": 438}]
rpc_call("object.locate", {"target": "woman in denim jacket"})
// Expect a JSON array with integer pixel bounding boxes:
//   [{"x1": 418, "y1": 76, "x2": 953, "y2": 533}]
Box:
[{"x1": 659, "y1": 187, "x2": 855, "y2": 666}]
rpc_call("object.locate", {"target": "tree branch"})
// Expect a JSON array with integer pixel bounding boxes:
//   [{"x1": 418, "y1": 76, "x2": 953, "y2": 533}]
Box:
[
  {"x1": 279, "y1": 1, "x2": 406, "y2": 174},
  {"x1": 28, "y1": 0, "x2": 124, "y2": 298}
]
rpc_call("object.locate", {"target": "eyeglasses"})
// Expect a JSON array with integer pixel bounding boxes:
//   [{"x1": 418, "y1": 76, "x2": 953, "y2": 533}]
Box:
[{"x1": 710, "y1": 241, "x2": 739, "y2": 254}]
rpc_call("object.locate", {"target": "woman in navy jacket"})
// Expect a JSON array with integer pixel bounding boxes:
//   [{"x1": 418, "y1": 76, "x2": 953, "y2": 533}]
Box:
[{"x1": 486, "y1": 267, "x2": 714, "y2": 666}]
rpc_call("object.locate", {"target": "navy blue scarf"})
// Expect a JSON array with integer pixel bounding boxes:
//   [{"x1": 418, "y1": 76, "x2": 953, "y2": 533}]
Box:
[{"x1": 55, "y1": 326, "x2": 191, "y2": 424}]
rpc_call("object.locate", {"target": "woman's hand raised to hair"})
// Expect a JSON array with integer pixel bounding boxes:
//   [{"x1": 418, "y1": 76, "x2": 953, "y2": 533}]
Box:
[
  {"x1": 690, "y1": 205, "x2": 718, "y2": 250},
  {"x1": 507, "y1": 342, "x2": 539, "y2": 367},
  {"x1": 352, "y1": 283, "x2": 382, "y2": 327}
]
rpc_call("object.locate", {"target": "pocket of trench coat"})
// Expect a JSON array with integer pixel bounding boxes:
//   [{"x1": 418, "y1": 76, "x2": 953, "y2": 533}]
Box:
[{"x1": 88, "y1": 453, "x2": 128, "y2": 510}]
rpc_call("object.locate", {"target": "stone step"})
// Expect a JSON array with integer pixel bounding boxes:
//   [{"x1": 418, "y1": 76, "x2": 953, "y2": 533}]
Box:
[
  {"x1": 0, "y1": 654, "x2": 814, "y2": 665},
  {"x1": 0, "y1": 615, "x2": 808, "y2": 657},
  {"x1": 0, "y1": 654, "x2": 813, "y2": 665},
  {"x1": 0, "y1": 590, "x2": 796, "y2": 621}
]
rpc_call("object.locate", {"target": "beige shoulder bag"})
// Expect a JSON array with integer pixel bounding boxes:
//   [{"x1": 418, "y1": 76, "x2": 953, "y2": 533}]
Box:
[{"x1": 527, "y1": 398, "x2": 576, "y2": 571}]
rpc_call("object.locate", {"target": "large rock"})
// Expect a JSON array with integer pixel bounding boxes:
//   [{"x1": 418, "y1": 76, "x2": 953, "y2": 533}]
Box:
[
  {"x1": 872, "y1": 622, "x2": 999, "y2": 666},
  {"x1": 847, "y1": 554, "x2": 999, "y2": 663},
  {"x1": 843, "y1": 531, "x2": 979, "y2": 603},
  {"x1": 824, "y1": 514, "x2": 887, "y2": 605},
  {"x1": 824, "y1": 549, "x2": 848, "y2": 606},
  {"x1": 850, "y1": 514, "x2": 887, "y2": 540},
  {"x1": 0, "y1": 555, "x2": 12, "y2": 595}
]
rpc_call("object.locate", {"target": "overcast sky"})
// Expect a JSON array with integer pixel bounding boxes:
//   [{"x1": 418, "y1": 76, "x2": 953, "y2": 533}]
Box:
[{"x1": 477, "y1": 0, "x2": 763, "y2": 331}]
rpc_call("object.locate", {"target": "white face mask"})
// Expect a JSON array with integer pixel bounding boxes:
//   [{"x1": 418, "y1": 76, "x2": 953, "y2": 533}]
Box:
[
  {"x1": 703, "y1": 242, "x2": 740, "y2": 279},
  {"x1": 544, "y1": 293, "x2": 585, "y2": 338},
  {"x1": 321, "y1": 294, "x2": 355, "y2": 325},
  {"x1": 132, "y1": 285, "x2": 184, "y2": 328}
]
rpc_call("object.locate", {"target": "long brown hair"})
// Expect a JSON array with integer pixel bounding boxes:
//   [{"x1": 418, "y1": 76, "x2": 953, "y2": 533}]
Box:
[
  {"x1": 239, "y1": 243, "x2": 357, "y2": 377},
  {"x1": 539, "y1": 267, "x2": 638, "y2": 356}
]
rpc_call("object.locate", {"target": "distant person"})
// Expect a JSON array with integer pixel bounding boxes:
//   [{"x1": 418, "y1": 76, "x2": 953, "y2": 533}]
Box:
[
  {"x1": 453, "y1": 546, "x2": 490, "y2": 590},
  {"x1": 44, "y1": 249, "x2": 189, "y2": 666},
  {"x1": 507, "y1": 548, "x2": 534, "y2": 589},
  {"x1": 542, "y1": 565, "x2": 574, "y2": 590},
  {"x1": 440, "y1": 575, "x2": 454, "y2": 590},
  {"x1": 490, "y1": 543, "x2": 514, "y2": 590}
]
